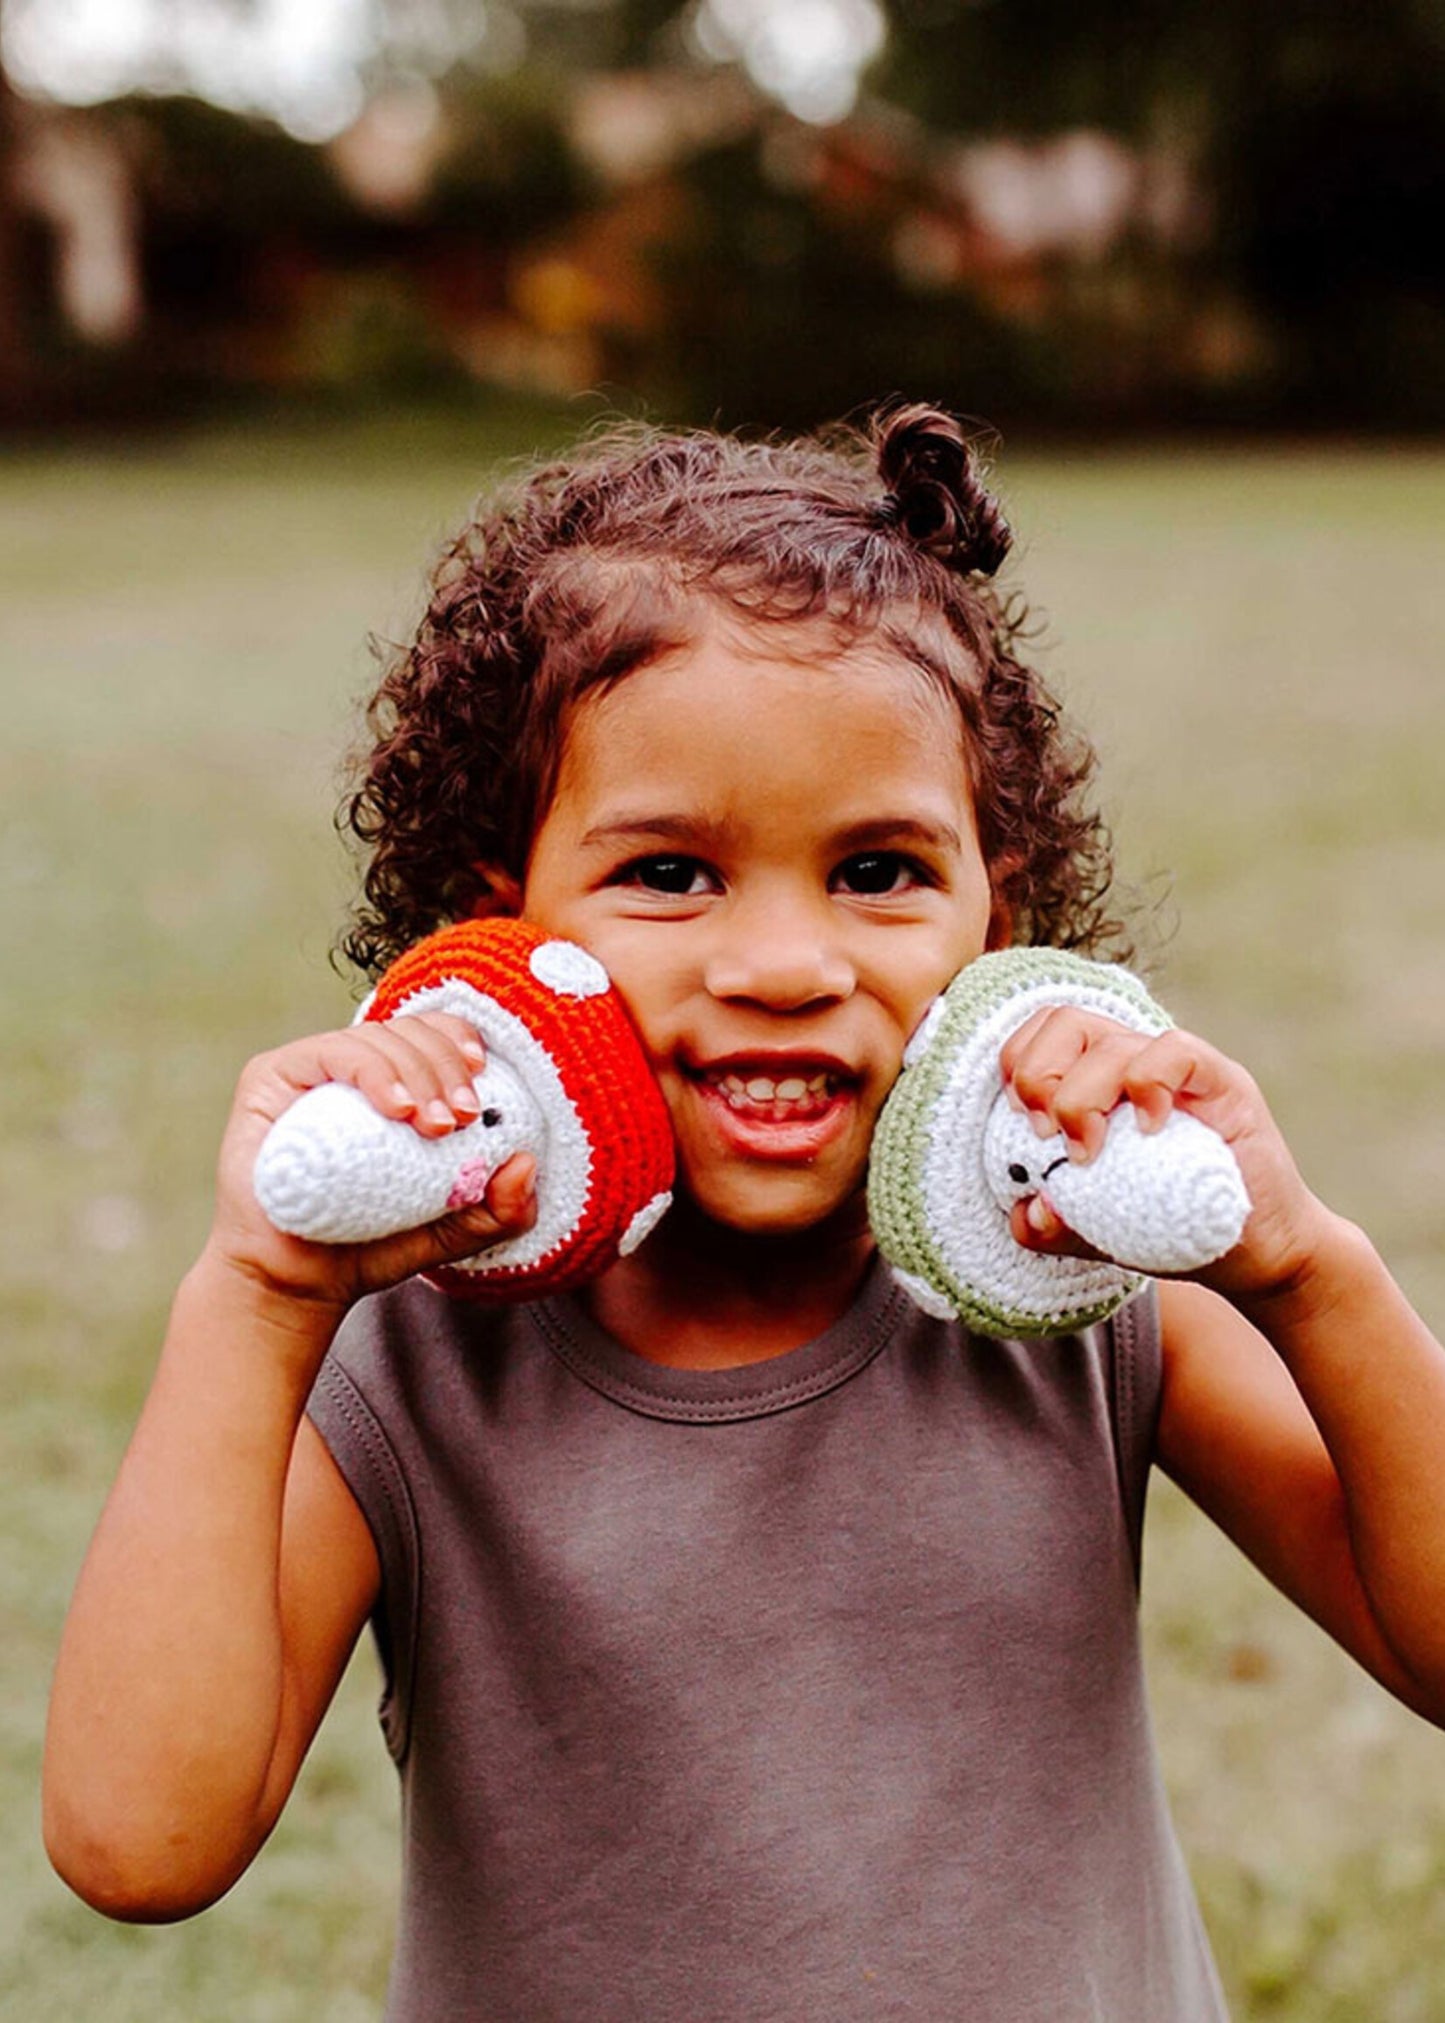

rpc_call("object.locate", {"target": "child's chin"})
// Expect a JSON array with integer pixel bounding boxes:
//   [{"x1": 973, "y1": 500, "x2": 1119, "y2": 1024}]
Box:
[{"x1": 682, "y1": 1168, "x2": 867, "y2": 1240}]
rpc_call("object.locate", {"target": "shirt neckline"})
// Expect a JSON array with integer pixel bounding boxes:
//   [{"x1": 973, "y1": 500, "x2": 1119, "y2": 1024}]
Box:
[{"x1": 525, "y1": 1255, "x2": 906, "y2": 1424}]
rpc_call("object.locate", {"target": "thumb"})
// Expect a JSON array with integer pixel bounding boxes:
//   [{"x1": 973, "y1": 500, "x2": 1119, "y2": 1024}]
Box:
[
  {"x1": 1008, "y1": 1192, "x2": 1104, "y2": 1262},
  {"x1": 351, "y1": 1153, "x2": 538, "y2": 1292},
  {"x1": 429, "y1": 1152, "x2": 538, "y2": 1263}
]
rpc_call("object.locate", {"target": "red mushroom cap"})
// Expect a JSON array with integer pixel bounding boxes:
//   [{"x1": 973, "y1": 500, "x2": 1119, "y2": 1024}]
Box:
[{"x1": 367, "y1": 918, "x2": 674, "y2": 1301}]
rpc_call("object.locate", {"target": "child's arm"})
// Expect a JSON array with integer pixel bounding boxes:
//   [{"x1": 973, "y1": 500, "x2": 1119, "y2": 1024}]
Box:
[
  {"x1": 43, "y1": 1015, "x2": 536, "y2": 1920},
  {"x1": 1002, "y1": 1011, "x2": 1445, "y2": 1723}
]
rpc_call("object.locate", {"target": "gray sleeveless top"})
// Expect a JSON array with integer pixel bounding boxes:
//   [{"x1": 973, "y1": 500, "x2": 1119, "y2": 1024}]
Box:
[{"x1": 309, "y1": 1262, "x2": 1227, "y2": 2022}]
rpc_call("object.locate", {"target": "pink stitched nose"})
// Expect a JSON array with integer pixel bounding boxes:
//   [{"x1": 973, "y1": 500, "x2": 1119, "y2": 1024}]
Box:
[{"x1": 446, "y1": 1158, "x2": 494, "y2": 1210}]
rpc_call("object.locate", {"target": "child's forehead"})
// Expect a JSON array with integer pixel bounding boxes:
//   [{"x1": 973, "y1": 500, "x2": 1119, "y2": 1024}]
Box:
[
  {"x1": 554, "y1": 608, "x2": 973, "y2": 807},
  {"x1": 627, "y1": 596, "x2": 969, "y2": 710},
  {"x1": 563, "y1": 618, "x2": 957, "y2": 776}
]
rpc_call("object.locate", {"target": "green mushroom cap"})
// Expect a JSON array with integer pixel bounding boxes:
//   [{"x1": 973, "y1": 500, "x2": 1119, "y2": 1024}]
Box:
[{"x1": 868, "y1": 949, "x2": 1173, "y2": 1339}]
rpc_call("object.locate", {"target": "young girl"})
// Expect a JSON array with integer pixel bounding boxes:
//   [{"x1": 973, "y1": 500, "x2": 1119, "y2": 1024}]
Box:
[{"x1": 44, "y1": 405, "x2": 1445, "y2": 2020}]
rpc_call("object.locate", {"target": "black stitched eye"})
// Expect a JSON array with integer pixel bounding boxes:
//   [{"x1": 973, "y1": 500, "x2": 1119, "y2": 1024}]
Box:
[
  {"x1": 481, "y1": 1109, "x2": 502, "y2": 1128},
  {"x1": 1007, "y1": 1163, "x2": 1030, "y2": 1185}
]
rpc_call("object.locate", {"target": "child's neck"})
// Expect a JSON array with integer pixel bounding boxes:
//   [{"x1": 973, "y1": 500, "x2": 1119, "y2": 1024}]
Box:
[{"x1": 581, "y1": 1196, "x2": 876, "y2": 1371}]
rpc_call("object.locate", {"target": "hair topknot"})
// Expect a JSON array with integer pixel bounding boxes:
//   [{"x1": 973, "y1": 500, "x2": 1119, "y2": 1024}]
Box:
[
  {"x1": 872, "y1": 403, "x2": 1012, "y2": 578},
  {"x1": 339, "y1": 402, "x2": 1126, "y2": 977}
]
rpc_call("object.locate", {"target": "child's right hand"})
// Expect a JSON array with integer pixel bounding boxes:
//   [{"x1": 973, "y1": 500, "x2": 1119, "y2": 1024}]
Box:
[
  {"x1": 204, "y1": 1013, "x2": 537, "y2": 1312},
  {"x1": 44, "y1": 1014, "x2": 518, "y2": 1919}
]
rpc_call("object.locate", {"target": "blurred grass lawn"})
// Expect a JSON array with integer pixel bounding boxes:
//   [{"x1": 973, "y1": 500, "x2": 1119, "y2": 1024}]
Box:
[{"x1": 2, "y1": 408, "x2": 1442, "y2": 2021}]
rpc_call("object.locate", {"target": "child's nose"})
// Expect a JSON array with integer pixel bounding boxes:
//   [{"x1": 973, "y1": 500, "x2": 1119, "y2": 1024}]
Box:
[{"x1": 703, "y1": 901, "x2": 855, "y2": 1010}]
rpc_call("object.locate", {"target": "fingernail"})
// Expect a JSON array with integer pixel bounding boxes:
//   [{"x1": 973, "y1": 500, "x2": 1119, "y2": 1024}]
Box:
[
  {"x1": 390, "y1": 1082, "x2": 416, "y2": 1112},
  {"x1": 1066, "y1": 1139, "x2": 1089, "y2": 1164},
  {"x1": 461, "y1": 1035, "x2": 485, "y2": 1063},
  {"x1": 1025, "y1": 1195, "x2": 1051, "y2": 1234},
  {"x1": 451, "y1": 1085, "x2": 480, "y2": 1115},
  {"x1": 1030, "y1": 1111, "x2": 1053, "y2": 1138},
  {"x1": 423, "y1": 1099, "x2": 454, "y2": 1129}
]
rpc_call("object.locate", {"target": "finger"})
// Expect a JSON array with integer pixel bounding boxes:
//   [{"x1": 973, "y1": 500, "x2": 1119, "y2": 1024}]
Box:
[
  {"x1": 320, "y1": 1019, "x2": 482, "y2": 1135},
  {"x1": 354, "y1": 1153, "x2": 538, "y2": 1292},
  {"x1": 423, "y1": 1151, "x2": 539, "y2": 1263},
  {"x1": 1007, "y1": 1193, "x2": 1104, "y2": 1262},
  {"x1": 1117, "y1": 1030, "x2": 1238, "y2": 1132},
  {"x1": 1001, "y1": 1007, "x2": 1127, "y2": 1091},
  {"x1": 997, "y1": 1006, "x2": 1055, "y2": 1087},
  {"x1": 395, "y1": 1011, "x2": 488, "y2": 1078},
  {"x1": 306, "y1": 1030, "x2": 453, "y2": 1133},
  {"x1": 372, "y1": 1015, "x2": 489, "y2": 1129},
  {"x1": 1046, "y1": 1031, "x2": 1156, "y2": 1160},
  {"x1": 238, "y1": 1016, "x2": 488, "y2": 1143},
  {"x1": 1000, "y1": 1009, "x2": 1096, "y2": 1136},
  {"x1": 236, "y1": 1035, "x2": 418, "y2": 1129},
  {"x1": 483, "y1": 1151, "x2": 538, "y2": 1229},
  {"x1": 1002, "y1": 1009, "x2": 1141, "y2": 1150}
]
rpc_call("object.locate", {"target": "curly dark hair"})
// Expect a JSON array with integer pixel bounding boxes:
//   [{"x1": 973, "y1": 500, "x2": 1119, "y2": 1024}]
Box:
[{"x1": 339, "y1": 401, "x2": 1127, "y2": 977}]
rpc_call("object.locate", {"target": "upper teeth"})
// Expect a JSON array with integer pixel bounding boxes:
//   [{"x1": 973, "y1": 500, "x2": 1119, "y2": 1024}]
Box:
[{"x1": 716, "y1": 1072, "x2": 834, "y2": 1101}]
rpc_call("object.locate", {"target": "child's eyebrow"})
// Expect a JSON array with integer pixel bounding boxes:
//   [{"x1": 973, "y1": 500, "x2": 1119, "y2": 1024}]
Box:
[
  {"x1": 832, "y1": 817, "x2": 967, "y2": 856},
  {"x1": 577, "y1": 814, "x2": 967, "y2": 855},
  {"x1": 578, "y1": 813, "x2": 735, "y2": 852}
]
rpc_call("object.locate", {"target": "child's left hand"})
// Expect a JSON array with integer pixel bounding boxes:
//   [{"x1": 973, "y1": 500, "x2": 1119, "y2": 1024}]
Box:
[
  {"x1": 1001, "y1": 1003, "x2": 1445, "y2": 1727},
  {"x1": 999, "y1": 1007, "x2": 1330, "y2": 1300}
]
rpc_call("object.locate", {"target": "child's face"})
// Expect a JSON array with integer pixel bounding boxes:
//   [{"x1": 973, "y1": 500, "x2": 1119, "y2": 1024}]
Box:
[{"x1": 520, "y1": 613, "x2": 999, "y2": 1235}]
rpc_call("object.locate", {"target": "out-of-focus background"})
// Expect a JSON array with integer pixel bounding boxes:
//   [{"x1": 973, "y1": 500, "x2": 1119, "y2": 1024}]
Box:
[
  {"x1": 2, "y1": 5, "x2": 1442, "y2": 2019},
  {"x1": 4, "y1": 0, "x2": 1445, "y2": 429}
]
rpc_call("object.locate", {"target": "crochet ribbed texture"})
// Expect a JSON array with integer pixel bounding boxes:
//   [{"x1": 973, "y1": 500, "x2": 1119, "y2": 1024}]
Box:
[
  {"x1": 252, "y1": 919, "x2": 675, "y2": 1301},
  {"x1": 867, "y1": 949, "x2": 1250, "y2": 1338}
]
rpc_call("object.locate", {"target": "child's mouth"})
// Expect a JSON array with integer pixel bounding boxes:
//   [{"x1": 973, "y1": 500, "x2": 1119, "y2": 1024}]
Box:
[
  {"x1": 708, "y1": 1069, "x2": 841, "y2": 1121},
  {"x1": 685, "y1": 1059, "x2": 859, "y2": 1160}
]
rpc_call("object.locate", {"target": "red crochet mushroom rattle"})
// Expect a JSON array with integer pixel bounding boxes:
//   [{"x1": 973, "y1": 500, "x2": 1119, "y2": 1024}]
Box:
[{"x1": 252, "y1": 918, "x2": 676, "y2": 1301}]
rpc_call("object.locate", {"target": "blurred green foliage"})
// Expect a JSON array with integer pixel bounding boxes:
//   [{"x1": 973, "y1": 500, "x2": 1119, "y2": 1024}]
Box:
[{"x1": 4, "y1": 0, "x2": 1443, "y2": 428}]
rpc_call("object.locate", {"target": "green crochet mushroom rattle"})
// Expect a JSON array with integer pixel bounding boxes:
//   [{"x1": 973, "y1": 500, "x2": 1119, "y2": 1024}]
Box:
[{"x1": 868, "y1": 949, "x2": 1252, "y2": 1339}]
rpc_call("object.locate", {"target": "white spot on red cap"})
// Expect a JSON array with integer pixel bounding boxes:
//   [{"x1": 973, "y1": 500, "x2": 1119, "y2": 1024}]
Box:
[
  {"x1": 530, "y1": 940, "x2": 610, "y2": 999},
  {"x1": 618, "y1": 1190, "x2": 672, "y2": 1255}
]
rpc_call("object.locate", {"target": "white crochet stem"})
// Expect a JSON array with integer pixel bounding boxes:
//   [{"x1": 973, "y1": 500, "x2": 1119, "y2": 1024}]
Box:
[
  {"x1": 981, "y1": 1097, "x2": 1250, "y2": 1276},
  {"x1": 253, "y1": 1056, "x2": 543, "y2": 1245}
]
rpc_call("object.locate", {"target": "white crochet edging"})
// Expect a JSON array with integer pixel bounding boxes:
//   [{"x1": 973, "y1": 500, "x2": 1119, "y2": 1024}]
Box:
[
  {"x1": 889, "y1": 1266, "x2": 959, "y2": 1321},
  {"x1": 901, "y1": 995, "x2": 947, "y2": 1069}
]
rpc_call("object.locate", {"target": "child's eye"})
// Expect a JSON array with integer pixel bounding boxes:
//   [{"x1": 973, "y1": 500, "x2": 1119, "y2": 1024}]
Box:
[
  {"x1": 618, "y1": 854, "x2": 716, "y2": 897},
  {"x1": 833, "y1": 852, "x2": 927, "y2": 896}
]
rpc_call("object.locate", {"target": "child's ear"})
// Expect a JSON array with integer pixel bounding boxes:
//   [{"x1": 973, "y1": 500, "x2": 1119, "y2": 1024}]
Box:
[
  {"x1": 468, "y1": 865, "x2": 524, "y2": 920},
  {"x1": 985, "y1": 892, "x2": 1014, "y2": 952},
  {"x1": 982, "y1": 854, "x2": 1019, "y2": 951}
]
